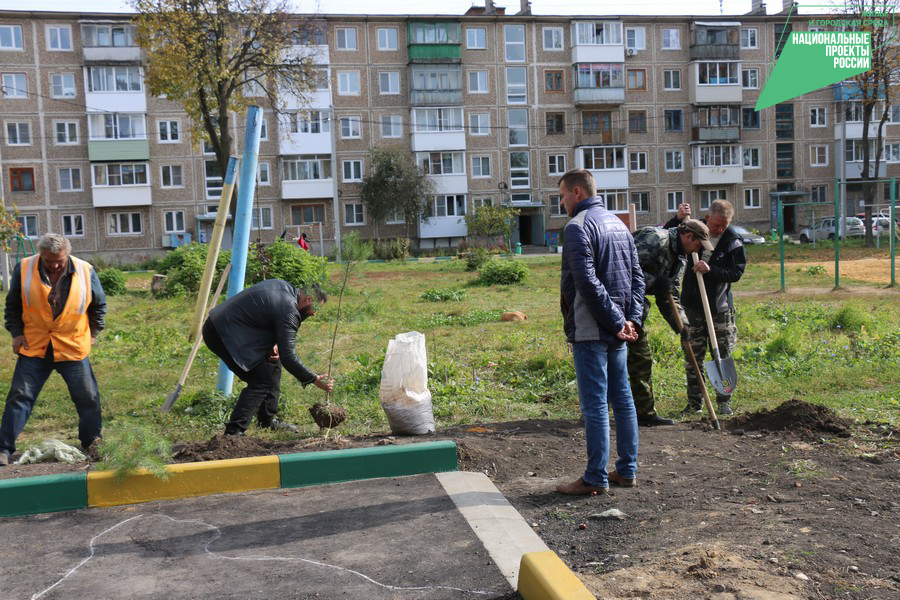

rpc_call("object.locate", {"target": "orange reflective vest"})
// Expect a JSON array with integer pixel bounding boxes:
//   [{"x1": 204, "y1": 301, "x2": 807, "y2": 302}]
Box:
[{"x1": 19, "y1": 255, "x2": 93, "y2": 361}]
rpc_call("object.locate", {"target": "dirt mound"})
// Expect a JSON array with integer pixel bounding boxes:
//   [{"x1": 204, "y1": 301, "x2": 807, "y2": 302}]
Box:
[
  {"x1": 172, "y1": 434, "x2": 277, "y2": 462},
  {"x1": 730, "y1": 399, "x2": 852, "y2": 437}
]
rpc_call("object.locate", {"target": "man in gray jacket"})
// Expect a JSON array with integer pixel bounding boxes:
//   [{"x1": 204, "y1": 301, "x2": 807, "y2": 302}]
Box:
[{"x1": 202, "y1": 279, "x2": 333, "y2": 435}]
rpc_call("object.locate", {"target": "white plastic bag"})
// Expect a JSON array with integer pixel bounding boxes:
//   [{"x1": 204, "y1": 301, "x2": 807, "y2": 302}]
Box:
[
  {"x1": 379, "y1": 331, "x2": 435, "y2": 435},
  {"x1": 15, "y1": 439, "x2": 86, "y2": 464}
]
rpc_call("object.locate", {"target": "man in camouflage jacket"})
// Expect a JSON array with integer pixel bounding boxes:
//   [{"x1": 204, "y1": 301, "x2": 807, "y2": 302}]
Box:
[{"x1": 628, "y1": 220, "x2": 713, "y2": 426}]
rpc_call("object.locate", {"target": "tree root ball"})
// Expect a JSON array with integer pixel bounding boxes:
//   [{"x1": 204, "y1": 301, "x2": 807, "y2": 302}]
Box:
[{"x1": 308, "y1": 402, "x2": 347, "y2": 429}]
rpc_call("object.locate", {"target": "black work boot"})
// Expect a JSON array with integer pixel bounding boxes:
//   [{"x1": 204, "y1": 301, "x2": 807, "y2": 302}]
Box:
[
  {"x1": 680, "y1": 402, "x2": 702, "y2": 416},
  {"x1": 637, "y1": 414, "x2": 675, "y2": 427}
]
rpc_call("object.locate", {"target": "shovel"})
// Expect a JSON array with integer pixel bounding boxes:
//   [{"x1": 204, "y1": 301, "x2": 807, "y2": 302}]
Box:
[
  {"x1": 691, "y1": 252, "x2": 738, "y2": 396},
  {"x1": 668, "y1": 294, "x2": 719, "y2": 430}
]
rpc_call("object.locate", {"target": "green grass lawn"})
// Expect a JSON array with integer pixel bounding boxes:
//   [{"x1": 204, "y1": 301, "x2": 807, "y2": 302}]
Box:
[{"x1": 1, "y1": 254, "x2": 897, "y2": 452}]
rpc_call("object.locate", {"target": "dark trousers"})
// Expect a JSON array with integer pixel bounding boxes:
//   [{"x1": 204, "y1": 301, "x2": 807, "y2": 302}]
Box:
[
  {"x1": 202, "y1": 319, "x2": 282, "y2": 434},
  {"x1": 0, "y1": 354, "x2": 102, "y2": 455},
  {"x1": 626, "y1": 300, "x2": 658, "y2": 419}
]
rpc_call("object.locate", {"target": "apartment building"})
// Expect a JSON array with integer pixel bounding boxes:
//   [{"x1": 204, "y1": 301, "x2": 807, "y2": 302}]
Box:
[{"x1": 1, "y1": 2, "x2": 897, "y2": 261}]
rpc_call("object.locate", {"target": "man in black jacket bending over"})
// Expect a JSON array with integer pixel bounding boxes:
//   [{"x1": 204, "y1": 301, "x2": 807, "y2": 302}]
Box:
[
  {"x1": 664, "y1": 199, "x2": 745, "y2": 415},
  {"x1": 202, "y1": 279, "x2": 333, "y2": 435}
]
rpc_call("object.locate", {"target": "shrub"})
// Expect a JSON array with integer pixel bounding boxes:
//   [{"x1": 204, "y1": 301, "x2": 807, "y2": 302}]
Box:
[
  {"x1": 805, "y1": 265, "x2": 826, "y2": 276},
  {"x1": 97, "y1": 268, "x2": 126, "y2": 296},
  {"x1": 96, "y1": 421, "x2": 172, "y2": 482},
  {"x1": 829, "y1": 305, "x2": 869, "y2": 333},
  {"x1": 421, "y1": 288, "x2": 466, "y2": 302},
  {"x1": 465, "y1": 247, "x2": 490, "y2": 272},
  {"x1": 477, "y1": 259, "x2": 528, "y2": 285},
  {"x1": 247, "y1": 239, "x2": 328, "y2": 288},
  {"x1": 373, "y1": 238, "x2": 411, "y2": 261},
  {"x1": 157, "y1": 243, "x2": 231, "y2": 298}
]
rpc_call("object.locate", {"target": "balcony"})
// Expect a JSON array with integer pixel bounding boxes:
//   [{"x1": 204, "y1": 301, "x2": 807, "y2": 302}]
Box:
[
  {"x1": 836, "y1": 122, "x2": 882, "y2": 140},
  {"x1": 83, "y1": 46, "x2": 141, "y2": 63},
  {"x1": 408, "y1": 44, "x2": 461, "y2": 63},
  {"x1": 692, "y1": 126, "x2": 740, "y2": 142},
  {"x1": 411, "y1": 130, "x2": 466, "y2": 153},
  {"x1": 409, "y1": 89, "x2": 462, "y2": 106},
  {"x1": 85, "y1": 92, "x2": 146, "y2": 114},
  {"x1": 283, "y1": 44, "x2": 329, "y2": 65},
  {"x1": 407, "y1": 21, "x2": 461, "y2": 63},
  {"x1": 572, "y1": 44, "x2": 624, "y2": 64},
  {"x1": 430, "y1": 174, "x2": 468, "y2": 195},
  {"x1": 574, "y1": 87, "x2": 625, "y2": 106},
  {"x1": 88, "y1": 138, "x2": 149, "y2": 162},
  {"x1": 689, "y1": 22, "x2": 740, "y2": 60},
  {"x1": 92, "y1": 185, "x2": 151, "y2": 208},
  {"x1": 691, "y1": 165, "x2": 743, "y2": 185},
  {"x1": 689, "y1": 44, "x2": 739, "y2": 61},
  {"x1": 279, "y1": 132, "x2": 332, "y2": 155},
  {"x1": 282, "y1": 179, "x2": 333, "y2": 199},
  {"x1": 575, "y1": 129, "x2": 625, "y2": 146},
  {"x1": 845, "y1": 161, "x2": 887, "y2": 179},
  {"x1": 419, "y1": 215, "x2": 467, "y2": 238},
  {"x1": 589, "y1": 169, "x2": 629, "y2": 189}
]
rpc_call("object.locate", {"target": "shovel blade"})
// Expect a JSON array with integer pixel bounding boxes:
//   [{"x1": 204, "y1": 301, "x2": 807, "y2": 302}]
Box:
[{"x1": 704, "y1": 358, "x2": 737, "y2": 396}]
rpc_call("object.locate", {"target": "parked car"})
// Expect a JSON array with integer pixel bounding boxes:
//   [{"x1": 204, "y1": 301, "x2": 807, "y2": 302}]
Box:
[
  {"x1": 731, "y1": 225, "x2": 767, "y2": 244},
  {"x1": 798, "y1": 217, "x2": 865, "y2": 243},
  {"x1": 854, "y1": 213, "x2": 899, "y2": 236}
]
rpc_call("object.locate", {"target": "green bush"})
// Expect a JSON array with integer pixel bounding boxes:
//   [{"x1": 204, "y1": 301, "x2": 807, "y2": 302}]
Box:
[
  {"x1": 421, "y1": 288, "x2": 466, "y2": 302},
  {"x1": 157, "y1": 243, "x2": 231, "y2": 298},
  {"x1": 97, "y1": 268, "x2": 126, "y2": 296},
  {"x1": 829, "y1": 305, "x2": 869, "y2": 333},
  {"x1": 96, "y1": 421, "x2": 172, "y2": 482},
  {"x1": 477, "y1": 259, "x2": 528, "y2": 285},
  {"x1": 373, "y1": 238, "x2": 411, "y2": 261},
  {"x1": 465, "y1": 247, "x2": 490, "y2": 272}
]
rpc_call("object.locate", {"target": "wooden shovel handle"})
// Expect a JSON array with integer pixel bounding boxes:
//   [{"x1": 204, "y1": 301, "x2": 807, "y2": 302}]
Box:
[
  {"x1": 691, "y1": 251, "x2": 721, "y2": 357},
  {"x1": 668, "y1": 293, "x2": 720, "y2": 430}
]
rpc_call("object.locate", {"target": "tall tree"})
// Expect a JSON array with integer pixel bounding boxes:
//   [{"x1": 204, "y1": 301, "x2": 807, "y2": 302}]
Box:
[
  {"x1": 841, "y1": 0, "x2": 900, "y2": 246},
  {"x1": 132, "y1": 0, "x2": 321, "y2": 213},
  {"x1": 359, "y1": 148, "x2": 435, "y2": 241}
]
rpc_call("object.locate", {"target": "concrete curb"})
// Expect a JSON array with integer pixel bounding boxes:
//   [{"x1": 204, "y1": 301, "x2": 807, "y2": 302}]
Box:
[
  {"x1": 0, "y1": 440, "x2": 458, "y2": 517},
  {"x1": 517, "y1": 550, "x2": 597, "y2": 600}
]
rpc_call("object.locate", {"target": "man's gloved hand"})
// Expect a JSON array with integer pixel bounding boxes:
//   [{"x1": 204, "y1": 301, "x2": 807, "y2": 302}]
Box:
[{"x1": 646, "y1": 276, "x2": 673, "y2": 296}]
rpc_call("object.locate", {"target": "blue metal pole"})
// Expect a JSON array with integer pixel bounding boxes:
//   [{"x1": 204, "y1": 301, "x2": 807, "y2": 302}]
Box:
[{"x1": 217, "y1": 106, "x2": 264, "y2": 395}]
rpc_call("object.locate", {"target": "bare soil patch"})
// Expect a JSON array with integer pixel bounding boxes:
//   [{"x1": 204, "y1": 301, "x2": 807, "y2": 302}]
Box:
[{"x1": 785, "y1": 258, "x2": 893, "y2": 284}]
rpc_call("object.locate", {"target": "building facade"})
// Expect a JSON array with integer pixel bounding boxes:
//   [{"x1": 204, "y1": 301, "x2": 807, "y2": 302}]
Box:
[{"x1": 1, "y1": 3, "x2": 897, "y2": 261}]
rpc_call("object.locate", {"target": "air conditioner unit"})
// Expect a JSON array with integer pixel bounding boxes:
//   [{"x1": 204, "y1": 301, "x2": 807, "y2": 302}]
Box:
[
  {"x1": 161, "y1": 234, "x2": 174, "y2": 248},
  {"x1": 626, "y1": 48, "x2": 637, "y2": 56}
]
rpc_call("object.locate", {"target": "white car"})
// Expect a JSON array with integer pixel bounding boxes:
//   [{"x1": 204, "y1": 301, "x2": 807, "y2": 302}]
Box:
[{"x1": 798, "y1": 217, "x2": 865, "y2": 243}]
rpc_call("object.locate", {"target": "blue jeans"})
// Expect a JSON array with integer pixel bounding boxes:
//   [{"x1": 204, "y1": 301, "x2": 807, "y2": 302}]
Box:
[
  {"x1": 0, "y1": 354, "x2": 102, "y2": 456},
  {"x1": 572, "y1": 340, "x2": 638, "y2": 487}
]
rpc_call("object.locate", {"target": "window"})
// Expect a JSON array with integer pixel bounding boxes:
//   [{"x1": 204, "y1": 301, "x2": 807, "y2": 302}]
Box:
[
  {"x1": 161, "y1": 165, "x2": 183, "y2": 188},
  {"x1": 419, "y1": 151, "x2": 464, "y2": 175},
  {"x1": 630, "y1": 151, "x2": 647, "y2": 172},
  {"x1": 16, "y1": 214, "x2": 38, "y2": 237},
  {"x1": 283, "y1": 155, "x2": 332, "y2": 181},
  {"x1": 58, "y1": 167, "x2": 82, "y2": 191},
  {"x1": 468, "y1": 70, "x2": 488, "y2": 93},
  {"x1": 506, "y1": 67, "x2": 526, "y2": 104},
  {"x1": 742, "y1": 107, "x2": 760, "y2": 129},
  {"x1": 626, "y1": 69, "x2": 646, "y2": 90},
  {"x1": 543, "y1": 27, "x2": 563, "y2": 50},
  {"x1": 582, "y1": 112, "x2": 609, "y2": 136},
  {"x1": 385, "y1": 207, "x2": 405, "y2": 224},
  {"x1": 469, "y1": 113, "x2": 489, "y2": 136},
  {"x1": 743, "y1": 147, "x2": 761, "y2": 168},
  {"x1": 625, "y1": 27, "x2": 645, "y2": 50},
  {"x1": 664, "y1": 110, "x2": 683, "y2": 132},
  {"x1": 2, "y1": 73, "x2": 26, "y2": 98},
  {"x1": 582, "y1": 146, "x2": 625, "y2": 170},
  {"x1": 741, "y1": 28, "x2": 758, "y2": 49},
  {"x1": 741, "y1": 68, "x2": 758, "y2": 89},
  {"x1": 575, "y1": 22, "x2": 622, "y2": 45},
  {"x1": 344, "y1": 203, "x2": 365, "y2": 225},
  {"x1": 467, "y1": 27, "x2": 486, "y2": 49},
  {"x1": 549, "y1": 194, "x2": 564, "y2": 216},
  {"x1": 667, "y1": 191, "x2": 684, "y2": 212},
  {"x1": 845, "y1": 139, "x2": 876, "y2": 162},
  {"x1": 205, "y1": 160, "x2": 222, "y2": 198},
  {"x1": 776, "y1": 142, "x2": 794, "y2": 178},
  {"x1": 337, "y1": 71, "x2": 360, "y2": 95},
  {"x1": 381, "y1": 115, "x2": 402, "y2": 138},
  {"x1": 473, "y1": 197, "x2": 493, "y2": 209},
  {"x1": 0, "y1": 25, "x2": 23, "y2": 50},
  {"x1": 46, "y1": 25, "x2": 72, "y2": 51},
  {"x1": 576, "y1": 63, "x2": 624, "y2": 89},
  {"x1": 810, "y1": 107, "x2": 826, "y2": 127},
  {"x1": 10, "y1": 168, "x2": 34, "y2": 193},
  {"x1": 508, "y1": 109, "x2": 528, "y2": 146},
  {"x1": 598, "y1": 189, "x2": 629, "y2": 211},
  {"x1": 697, "y1": 62, "x2": 738, "y2": 85},
  {"x1": 628, "y1": 110, "x2": 647, "y2": 132},
  {"x1": 291, "y1": 110, "x2": 330, "y2": 134},
  {"x1": 696, "y1": 145, "x2": 740, "y2": 167},
  {"x1": 699, "y1": 189, "x2": 726, "y2": 210},
  {"x1": 379, "y1": 71, "x2": 400, "y2": 95},
  {"x1": 662, "y1": 28, "x2": 680, "y2": 49},
  {"x1": 548, "y1": 154, "x2": 567, "y2": 175},
  {"x1": 62, "y1": 214, "x2": 84, "y2": 237},
  {"x1": 844, "y1": 101, "x2": 865, "y2": 123},
  {"x1": 251, "y1": 207, "x2": 273, "y2": 230},
  {"x1": 505, "y1": 24, "x2": 525, "y2": 62},
  {"x1": 631, "y1": 191, "x2": 650, "y2": 213},
  {"x1": 292, "y1": 27, "x2": 325, "y2": 46},
  {"x1": 433, "y1": 195, "x2": 466, "y2": 217},
  {"x1": 257, "y1": 162, "x2": 270, "y2": 185},
  {"x1": 340, "y1": 116, "x2": 361, "y2": 139},
  {"x1": 889, "y1": 105, "x2": 900, "y2": 123},
  {"x1": 471, "y1": 155, "x2": 491, "y2": 177},
  {"x1": 6, "y1": 122, "x2": 30, "y2": 145},
  {"x1": 87, "y1": 66, "x2": 142, "y2": 92},
  {"x1": 377, "y1": 27, "x2": 398, "y2": 51},
  {"x1": 82, "y1": 24, "x2": 135, "y2": 47},
  {"x1": 336, "y1": 27, "x2": 357, "y2": 50},
  {"x1": 663, "y1": 69, "x2": 681, "y2": 90},
  {"x1": 510, "y1": 152, "x2": 530, "y2": 188},
  {"x1": 414, "y1": 107, "x2": 463, "y2": 132},
  {"x1": 744, "y1": 188, "x2": 761, "y2": 209},
  {"x1": 291, "y1": 204, "x2": 325, "y2": 225},
  {"x1": 544, "y1": 70, "x2": 563, "y2": 92},
  {"x1": 811, "y1": 185, "x2": 827, "y2": 203},
  {"x1": 158, "y1": 120, "x2": 180, "y2": 143},
  {"x1": 775, "y1": 103, "x2": 794, "y2": 139},
  {"x1": 163, "y1": 210, "x2": 185, "y2": 233},
  {"x1": 88, "y1": 113, "x2": 146, "y2": 140},
  {"x1": 810, "y1": 145, "x2": 828, "y2": 167},
  {"x1": 93, "y1": 163, "x2": 149, "y2": 187},
  {"x1": 546, "y1": 113, "x2": 565, "y2": 135},
  {"x1": 50, "y1": 73, "x2": 75, "y2": 98},
  {"x1": 107, "y1": 212, "x2": 142, "y2": 235},
  {"x1": 342, "y1": 159, "x2": 363, "y2": 182},
  {"x1": 886, "y1": 142, "x2": 900, "y2": 162},
  {"x1": 665, "y1": 149, "x2": 684, "y2": 171}
]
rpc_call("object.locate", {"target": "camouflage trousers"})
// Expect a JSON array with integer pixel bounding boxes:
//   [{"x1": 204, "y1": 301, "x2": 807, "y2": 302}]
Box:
[
  {"x1": 626, "y1": 301, "x2": 658, "y2": 419},
  {"x1": 683, "y1": 307, "x2": 737, "y2": 408}
]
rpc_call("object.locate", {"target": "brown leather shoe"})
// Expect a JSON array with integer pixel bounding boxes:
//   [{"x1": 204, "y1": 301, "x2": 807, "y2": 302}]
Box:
[
  {"x1": 556, "y1": 477, "x2": 609, "y2": 496},
  {"x1": 608, "y1": 470, "x2": 636, "y2": 488}
]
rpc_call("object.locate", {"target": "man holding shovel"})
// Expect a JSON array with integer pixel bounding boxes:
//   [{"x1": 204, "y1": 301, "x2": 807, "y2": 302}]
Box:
[
  {"x1": 628, "y1": 220, "x2": 713, "y2": 426},
  {"x1": 665, "y1": 200, "x2": 745, "y2": 415}
]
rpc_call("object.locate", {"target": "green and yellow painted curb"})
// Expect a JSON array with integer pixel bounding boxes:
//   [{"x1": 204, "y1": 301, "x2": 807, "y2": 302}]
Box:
[
  {"x1": 0, "y1": 440, "x2": 458, "y2": 517},
  {"x1": 518, "y1": 550, "x2": 596, "y2": 600}
]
